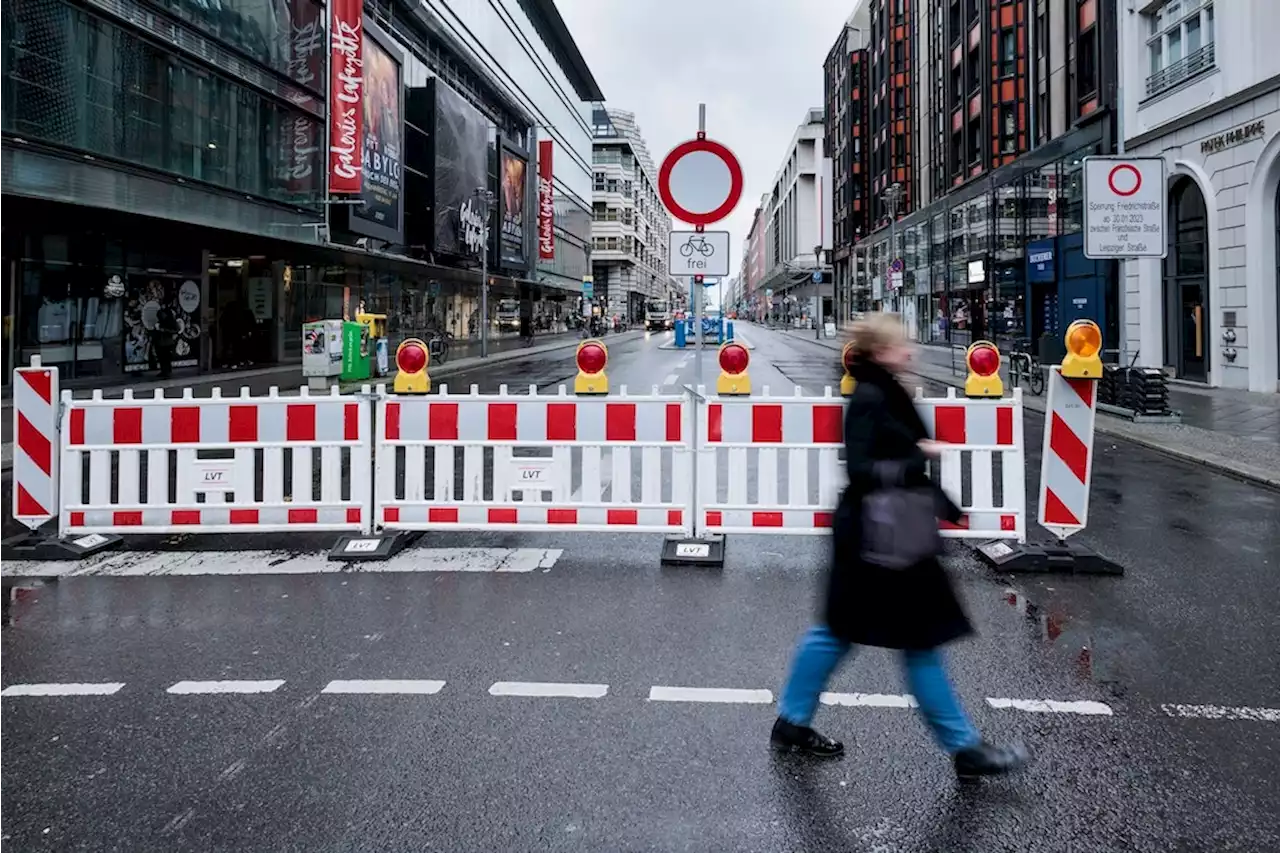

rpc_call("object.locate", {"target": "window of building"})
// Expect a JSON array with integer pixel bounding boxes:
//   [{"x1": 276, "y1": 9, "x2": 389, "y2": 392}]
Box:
[
  {"x1": 1036, "y1": 10, "x2": 1047, "y2": 58},
  {"x1": 1077, "y1": 24, "x2": 1099, "y2": 101},
  {"x1": 2, "y1": 0, "x2": 323, "y2": 206},
  {"x1": 894, "y1": 88, "x2": 907, "y2": 118},
  {"x1": 1000, "y1": 105, "x2": 1017, "y2": 152},
  {"x1": 1146, "y1": 0, "x2": 1215, "y2": 98},
  {"x1": 893, "y1": 41, "x2": 906, "y2": 73},
  {"x1": 951, "y1": 131, "x2": 963, "y2": 173},
  {"x1": 967, "y1": 47, "x2": 981, "y2": 93},
  {"x1": 593, "y1": 172, "x2": 606, "y2": 190},
  {"x1": 1000, "y1": 28, "x2": 1016, "y2": 77},
  {"x1": 967, "y1": 117, "x2": 981, "y2": 165}
]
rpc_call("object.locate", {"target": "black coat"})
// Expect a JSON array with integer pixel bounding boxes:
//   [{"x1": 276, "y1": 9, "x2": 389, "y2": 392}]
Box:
[{"x1": 822, "y1": 359, "x2": 973, "y2": 649}]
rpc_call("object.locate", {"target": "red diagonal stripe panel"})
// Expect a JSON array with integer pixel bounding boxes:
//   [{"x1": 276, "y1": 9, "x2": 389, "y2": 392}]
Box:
[
  {"x1": 1066, "y1": 377, "x2": 1095, "y2": 407},
  {"x1": 1042, "y1": 487, "x2": 1082, "y2": 526},
  {"x1": 22, "y1": 369, "x2": 53, "y2": 405},
  {"x1": 15, "y1": 484, "x2": 49, "y2": 518},
  {"x1": 17, "y1": 412, "x2": 52, "y2": 476},
  {"x1": 1049, "y1": 412, "x2": 1089, "y2": 483}
]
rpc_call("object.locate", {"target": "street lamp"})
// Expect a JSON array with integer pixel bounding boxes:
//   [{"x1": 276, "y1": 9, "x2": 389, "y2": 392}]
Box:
[
  {"x1": 813, "y1": 244, "x2": 825, "y2": 339},
  {"x1": 882, "y1": 182, "x2": 903, "y2": 313},
  {"x1": 475, "y1": 187, "x2": 495, "y2": 358}
]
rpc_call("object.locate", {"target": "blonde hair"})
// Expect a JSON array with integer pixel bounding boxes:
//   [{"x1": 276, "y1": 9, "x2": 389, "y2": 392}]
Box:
[{"x1": 847, "y1": 312, "x2": 907, "y2": 360}]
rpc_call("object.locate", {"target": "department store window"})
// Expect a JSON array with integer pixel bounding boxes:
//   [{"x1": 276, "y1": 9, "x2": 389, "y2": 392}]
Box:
[
  {"x1": 999, "y1": 104, "x2": 1017, "y2": 152},
  {"x1": 1146, "y1": 0, "x2": 1214, "y2": 97},
  {"x1": 999, "y1": 28, "x2": 1016, "y2": 77},
  {"x1": 2, "y1": 0, "x2": 322, "y2": 206}
]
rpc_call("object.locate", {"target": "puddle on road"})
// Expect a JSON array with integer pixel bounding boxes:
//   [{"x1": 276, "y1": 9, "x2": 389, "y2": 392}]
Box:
[{"x1": 999, "y1": 587, "x2": 1123, "y2": 694}]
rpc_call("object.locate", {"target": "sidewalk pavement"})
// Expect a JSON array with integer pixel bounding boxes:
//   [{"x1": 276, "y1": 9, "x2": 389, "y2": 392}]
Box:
[
  {"x1": 767, "y1": 325, "x2": 1280, "y2": 489},
  {"x1": 1, "y1": 329, "x2": 643, "y2": 472}
]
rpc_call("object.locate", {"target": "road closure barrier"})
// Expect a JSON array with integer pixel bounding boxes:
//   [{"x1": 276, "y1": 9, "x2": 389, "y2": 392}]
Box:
[{"x1": 12, "y1": 354, "x2": 1035, "y2": 566}]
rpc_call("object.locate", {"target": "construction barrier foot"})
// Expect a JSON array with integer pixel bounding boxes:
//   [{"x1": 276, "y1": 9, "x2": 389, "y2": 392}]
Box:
[
  {"x1": 328, "y1": 530, "x2": 420, "y2": 562},
  {"x1": 659, "y1": 534, "x2": 726, "y2": 568},
  {"x1": 3, "y1": 530, "x2": 123, "y2": 561},
  {"x1": 974, "y1": 539, "x2": 1123, "y2": 576}
]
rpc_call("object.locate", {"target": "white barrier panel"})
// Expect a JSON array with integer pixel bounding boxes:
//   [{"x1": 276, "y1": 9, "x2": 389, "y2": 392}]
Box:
[
  {"x1": 696, "y1": 386, "x2": 1026, "y2": 542},
  {"x1": 376, "y1": 384, "x2": 691, "y2": 534},
  {"x1": 59, "y1": 387, "x2": 373, "y2": 535}
]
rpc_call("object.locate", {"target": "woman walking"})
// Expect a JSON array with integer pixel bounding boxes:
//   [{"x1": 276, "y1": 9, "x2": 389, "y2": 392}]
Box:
[{"x1": 770, "y1": 313, "x2": 1027, "y2": 780}]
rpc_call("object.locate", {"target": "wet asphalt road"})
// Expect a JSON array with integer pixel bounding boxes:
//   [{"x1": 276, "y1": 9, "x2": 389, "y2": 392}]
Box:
[{"x1": 2, "y1": 327, "x2": 1279, "y2": 852}]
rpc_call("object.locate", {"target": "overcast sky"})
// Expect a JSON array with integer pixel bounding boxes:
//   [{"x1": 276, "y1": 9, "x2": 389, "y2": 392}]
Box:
[{"x1": 556, "y1": 0, "x2": 850, "y2": 281}]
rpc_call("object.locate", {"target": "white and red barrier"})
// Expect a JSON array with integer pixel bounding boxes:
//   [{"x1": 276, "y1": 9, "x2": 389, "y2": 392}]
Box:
[
  {"x1": 374, "y1": 384, "x2": 691, "y2": 534},
  {"x1": 12, "y1": 356, "x2": 59, "y2": 530},
  {"x1": 696, "y1": 386, "x2": 1026, "y2": 541},
  {"x1": 59, "y1": 386, "x2": 373, "y2": 535},
  {"x1": 1038, "y1": 367, "x2": 1096, "y2": 536}
]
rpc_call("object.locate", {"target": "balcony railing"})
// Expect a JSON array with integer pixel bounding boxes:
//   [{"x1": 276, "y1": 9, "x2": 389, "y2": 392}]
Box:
[{"x1": 1146, "y1": 43, "x2": 1215, "y2": 98}]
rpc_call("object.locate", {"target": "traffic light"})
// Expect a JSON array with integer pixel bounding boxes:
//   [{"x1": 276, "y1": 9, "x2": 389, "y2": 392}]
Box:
[
  {"x1": 716, "y1": 341, "x2": 751, "y2": 395},
  {"x1": 840, "y1": 341, "x2": 856, "y2": 397},
  {"x1": 1061, "y1": 319, "x2": 1103, "y2": 379},
  {"x1": 574, "y1": 339, "x2": 609, "y2": 395},
  {"x1": 393, "y1": 338, "x2": 430, "y2": 394},
  {"x1": 964, "y1": 340, "x2": 1003, "y2": 398}
]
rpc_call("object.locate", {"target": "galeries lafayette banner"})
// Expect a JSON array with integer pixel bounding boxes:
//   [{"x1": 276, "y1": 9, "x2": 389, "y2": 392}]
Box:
[
  {"x1": 538, "y1": 139, "x2": 555, "y2": 260},
  {"x1": 328, "y1": 0, "x2": 364, "y2": 194}
]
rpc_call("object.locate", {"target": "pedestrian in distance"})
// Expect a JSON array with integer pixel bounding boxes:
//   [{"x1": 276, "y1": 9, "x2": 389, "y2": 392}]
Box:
[{"x1": 770, "y1": 312, "x2": 1028, "y2": 781}]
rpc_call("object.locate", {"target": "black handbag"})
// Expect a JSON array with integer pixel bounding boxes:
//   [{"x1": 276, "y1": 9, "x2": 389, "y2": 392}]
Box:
[{"x1": 860, "y1": 485, "x2": 943, "y2": 570}]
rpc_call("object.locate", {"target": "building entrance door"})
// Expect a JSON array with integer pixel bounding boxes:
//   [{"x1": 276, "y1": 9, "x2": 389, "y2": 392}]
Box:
[
  {"x1": 1163, "y1": 178, "x2": 1210, "y2": 382},
  {"x1": 1177, "y1": 282, "x2": 1208, "y2": 382}
]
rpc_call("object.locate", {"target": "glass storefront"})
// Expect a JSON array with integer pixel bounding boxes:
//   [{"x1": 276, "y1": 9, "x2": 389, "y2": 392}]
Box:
[{"x1": 860, "y1": 141, "x2": 1105, "y2": 350}]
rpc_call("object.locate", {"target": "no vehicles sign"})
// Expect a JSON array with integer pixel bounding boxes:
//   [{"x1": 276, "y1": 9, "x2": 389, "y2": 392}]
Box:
[{"x1": 1083, "y1": 157, "x2": 1168, "y2": 259}]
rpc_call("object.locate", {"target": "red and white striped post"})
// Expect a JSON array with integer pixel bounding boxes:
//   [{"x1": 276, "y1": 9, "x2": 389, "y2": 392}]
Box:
[
  {"x1": 12, "y1": 356, "x2": 59, "y2": 530},
  {"x1": 976, "y1": 320, "x2": 1122, "y2": 575}
]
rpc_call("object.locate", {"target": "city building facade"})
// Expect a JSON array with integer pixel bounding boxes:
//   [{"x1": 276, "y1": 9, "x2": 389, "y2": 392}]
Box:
[
  {"x1": 859, "y1": 0, "x2": 1120, "y2": 348},
  {"x1": 2, "y1": 0, "x2": 602, "y2": 384},
  {"x1": 824, "y1": 7, "x2": 873, "y2": 321},
  {"x1": 759, "y1": 110, "x2": 835, "y2": 326},
  {"x1": 1119, "y1": 0, "x2": 1279, "y2": 392},
  {"x1": 589, "y1": 106, "x2": 680, "y2": 324}
]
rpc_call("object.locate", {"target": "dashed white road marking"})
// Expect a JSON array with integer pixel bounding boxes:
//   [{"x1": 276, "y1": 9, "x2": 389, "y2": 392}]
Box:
[
  {"x1": 648, "y1": 686, "x2": 774, "y2": 704},
  {"x1": 1161, "y1": 703, "x2": 1280, "y2": 722},
  {"x1": 166, "y1": 680, "x2": 285, "y2": 695},
  {"x1": 986, "y1": 698, "x2": 1114, "y2": 716},
  {"x1": 1, "y1": 548, "x2": 563, "y2": 577},
  {"x1": 1, "y1": 682, "x2": 125, "y2": 697},
  {"x1": 321, "y1": 679, "x2": 446, "y2": 695},
  {"x1": 662, "y1": 373, "x2": 680, "y2": 387},
  {"x1": 489, "y1": 681, "x2": 608, "y2": 698},
  {"x1": 821, "y1": 692, "x2": 917, "y2": 709}
]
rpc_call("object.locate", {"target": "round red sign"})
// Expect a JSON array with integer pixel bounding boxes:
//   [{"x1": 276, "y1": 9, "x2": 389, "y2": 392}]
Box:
[
  {"x1": 1107, "y1": 164, "x2": 1142, "y2": 197},
  {"x1": 657, "y1": 138, "x2": 744, "y2": 227}
]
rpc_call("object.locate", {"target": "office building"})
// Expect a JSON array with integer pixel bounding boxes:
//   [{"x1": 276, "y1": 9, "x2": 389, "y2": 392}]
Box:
[
  {"x1": 589, "y1": 106, "x2": 680, "y2": 323},
  {"x1": 2, "y1": 0, "x2": 602, "y2": 384},
  {"x1": 759, "y1": 110, "x2": 834, "y2": 326},
  {"x1": 1119, "y1": 0, "x2": 1279, "y2": 392},
  {"x1": 859, "y1": 0, "x2": 1119, "y2": 347},
  {"x1": 824, "y1": 6, "x2": 873, "y2": 320}
]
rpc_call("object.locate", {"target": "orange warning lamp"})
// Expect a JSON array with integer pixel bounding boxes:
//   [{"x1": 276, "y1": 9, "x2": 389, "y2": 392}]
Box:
[
  {"x1": 716, "y1": 341, "x2": 751, "y2": 395},
  {"x1": 1062, "y1": 319, "x2": 1103, "y2": 379},
  {"x1": 393, "y1": 338, "x2": 430, "y2": 394},
  {"x1": 840, "y1": 341, "x2": 857, "y2": 396},
  {"x1": 964, "y1": 340, "x2": 1003, "y2": 398},
  {"x1": 574, "y1": 339, "x2": 609, "y2": 395}
]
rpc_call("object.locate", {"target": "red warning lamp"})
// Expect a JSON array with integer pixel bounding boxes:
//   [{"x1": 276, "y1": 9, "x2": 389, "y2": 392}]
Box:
[
  {"x1": 840, "y1": 342, "x2": 857, "y2": 396},
  {"x1": 964, "y1": 340, "x2": 1003, "y2": 398},
  {"x1": 393, "y1": 338, "x2": 430, "y2": 394},
  {"x1": 968, "y1": 343, "x2": 1000, "y2": 376},
  {"x1": 397, "y1": 340, "x2": 428, "y2": 374},
  {"x1": 574, "y1": 339, "x2": 609, "y2": 394},
  {"x1": 718, "y1": 342, "x2": 749, "y2": 374},
  {"x1": 716, "y1": 341, "x2": 751, "y2": 395}
]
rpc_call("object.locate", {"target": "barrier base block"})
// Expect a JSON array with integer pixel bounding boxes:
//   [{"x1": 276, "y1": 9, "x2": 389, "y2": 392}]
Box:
[
  {"x1": 4, "y1": 530, "x2": 123, "y2": 561},
  {"x1": 660, "y1": 534, "x2": 726, "y2": 568},
  {"x1": 975, "y1": 539, "x2": 1123, "y2": 576},
  {"x1": 328, "y1": 531, "x2": 416, "y2": 562}
]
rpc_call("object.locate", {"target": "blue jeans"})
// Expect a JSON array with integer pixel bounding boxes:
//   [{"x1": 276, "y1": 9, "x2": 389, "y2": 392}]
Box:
[{"x1": 777, "y1": 625, "x2": 981, "y2": 754}]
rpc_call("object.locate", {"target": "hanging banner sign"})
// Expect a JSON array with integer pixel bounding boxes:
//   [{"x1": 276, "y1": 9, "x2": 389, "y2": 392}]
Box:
[
  {"x1": 328, "y1": 0, "x2": 364, "y2": 194},
  {"x1": 538, "y1": 139, "x2": 555, "y2": 260}
]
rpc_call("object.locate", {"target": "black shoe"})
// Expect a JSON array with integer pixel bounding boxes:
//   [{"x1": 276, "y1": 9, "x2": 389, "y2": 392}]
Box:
[
  {"x1": 953, "y1": 740, "x2": 1029, "y2": 780},
  {"x1": 770, "y1": 717, "x2": 845, "y2": 758}
]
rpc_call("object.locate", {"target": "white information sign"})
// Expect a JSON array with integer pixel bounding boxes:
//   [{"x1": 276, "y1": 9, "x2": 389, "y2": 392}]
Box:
[
  {"x1": 669, "y1": 231, "x2": 730, "y2": 277},
  {"x1": 675, "y1": 543, "x2": 711, "y2": 558},
  {"x1": 1083, "y1": 157, "x2": 1168, "y2": 259}
]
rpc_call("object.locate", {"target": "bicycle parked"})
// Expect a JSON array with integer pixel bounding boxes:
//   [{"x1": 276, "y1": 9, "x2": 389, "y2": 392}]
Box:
[
  {"x1": 1008, "y1": 338, "x2": 1044, "y2": 396},
  {"x1": 426, "y1": 329, "x2": 454, "y2": 365}
]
